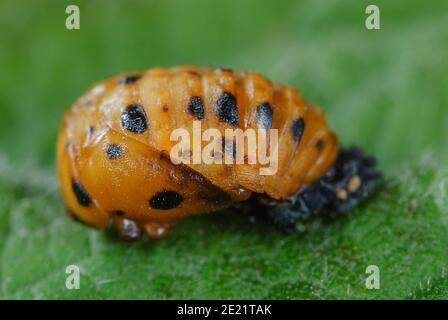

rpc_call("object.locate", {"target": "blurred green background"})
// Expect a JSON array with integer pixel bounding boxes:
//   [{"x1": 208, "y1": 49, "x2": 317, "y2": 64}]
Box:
[{"x1": 0, "y1": 0, "x2": 447, "y2": 299}]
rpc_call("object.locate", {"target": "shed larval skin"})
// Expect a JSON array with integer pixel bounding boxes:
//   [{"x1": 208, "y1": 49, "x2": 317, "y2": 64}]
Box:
[{"x1": 56, "y1": 65, "x2": 338, "y2": 240}]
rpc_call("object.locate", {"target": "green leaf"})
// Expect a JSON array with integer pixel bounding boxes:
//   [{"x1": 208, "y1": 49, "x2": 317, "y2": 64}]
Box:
[
  {"x1": 0, "y1": 0, "x2": 448, "y2": 299},
  {"x1": 0, "y1": 154, "x2": 447, "y2": 299}
]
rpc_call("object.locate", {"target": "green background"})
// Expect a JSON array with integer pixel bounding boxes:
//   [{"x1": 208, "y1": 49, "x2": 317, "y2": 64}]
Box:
[{"x1": 0, "y1": 0, "x2": 447, "y2": 299}]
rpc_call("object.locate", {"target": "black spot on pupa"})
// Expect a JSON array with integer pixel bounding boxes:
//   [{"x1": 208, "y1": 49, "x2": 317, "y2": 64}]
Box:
[
  {"x1": 256, "y1": 102, "x2": 273, "y2": 129},
  {"x1": 216, "y1": 92, "x2": 238, "y2": 126},
  {"x1": 107, "y1": 144, "x2": 123, "y2": 160},
  {"x1": 113, "y1": 210, "x2": 125, "y2": 217},
  {"x1": 149, "y1": 190, "x2": 183, "y2": 210},
  {"x1": 162, "y1": 104, "x2": 169, "y2": 112},
  {"x1": 316, "y1": 139, "x2": 325, "y2": 151},
  {"x1": 121, "y1": 104, "x2": 148, "y2": 133},
  {"x1": 188, "y1": 96, "x2": 205, "y2": 120},
  {"x1": 119, "y1": 74, "x2": 141, "y2": 84},
  {"x1": 291, "y1": 118, "x2": 305, "y2": 143},
  {"x1": 71, "y1": 179, "x2": 92, "y2": 207}
]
